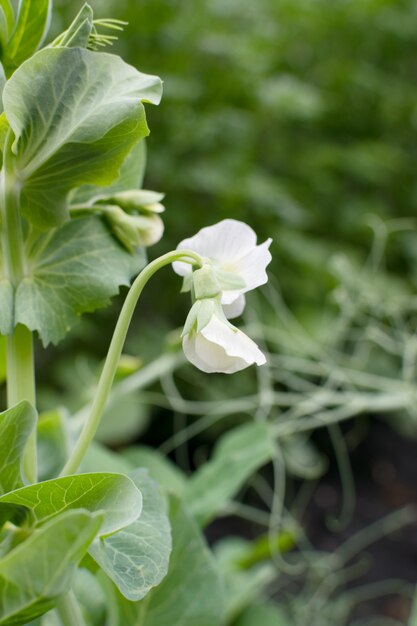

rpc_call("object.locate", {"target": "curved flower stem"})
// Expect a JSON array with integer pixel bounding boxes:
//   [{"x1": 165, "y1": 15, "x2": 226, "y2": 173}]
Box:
[{"x1": 60, "y1": 249, "x2": 203, "y2": 476}]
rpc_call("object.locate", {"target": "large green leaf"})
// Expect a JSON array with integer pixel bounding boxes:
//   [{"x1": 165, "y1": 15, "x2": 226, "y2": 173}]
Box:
[
  {"x1": 0, "y1": 509, "x2": 102, "y2": 625},
  {"x1": 3, "y1": 46, "x2": 162, "y2": 229},
  {"x1": 14, "y1": 216, "x2": 145, "y2": 345},
  {"x1": 0, "y1": 472, "x2": 142, "y2": 534},
  {"x1": 89, "y1": 469, "x2": 171, "y2": 601},
  {"x1": 0, "y1": 401, "x2": 37, "y2": 495},
  {"x1": 3, "y1": 0, "x2": 51, "y2": 70},
  {"x1": 184, "y1": 422, "x2": 275, "y2": 526},
  {"x1": 108, "y1": 500, "x2": 223, "y2": 626}
]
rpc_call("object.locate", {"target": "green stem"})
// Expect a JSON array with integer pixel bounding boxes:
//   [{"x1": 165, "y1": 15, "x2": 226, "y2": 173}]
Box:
[
  {"x1": 61, "y1": 249, "x2": 203, "y2": 476},
  {"x1": 56, "y1": 590, "x2": 87, "y2": 626},
  {"x1": 0, "y1": 131, "x2": 37, "y2": 483},
  {"x1": 7, "y1": 325, "x2": 36, "y2": 482}
]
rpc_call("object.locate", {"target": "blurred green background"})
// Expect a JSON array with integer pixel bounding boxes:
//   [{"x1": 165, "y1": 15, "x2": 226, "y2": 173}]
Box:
[{"x1": 54, "y1": 0, "x2": 417, "y2": 314}]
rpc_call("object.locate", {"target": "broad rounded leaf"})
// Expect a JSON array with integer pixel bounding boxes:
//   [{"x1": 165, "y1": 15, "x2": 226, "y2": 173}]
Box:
[
  {"x1": 3, "y1": 47, "x2": 162, "y2": 228},
  {"x1": 0, "y1": 473, "x2": 142, "y2": 535}
]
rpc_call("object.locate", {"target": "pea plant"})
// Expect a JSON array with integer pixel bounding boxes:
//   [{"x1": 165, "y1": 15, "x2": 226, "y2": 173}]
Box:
[{"x1": 0, "y1": 3, "x2": 277, "y2": 625}]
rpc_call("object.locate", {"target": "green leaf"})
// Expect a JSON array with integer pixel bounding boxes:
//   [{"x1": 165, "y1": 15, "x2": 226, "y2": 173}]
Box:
[
  {"x1": 0, "y1": 472, "x2": 142, "y2": 535},
  {"x1": 0, "y1": 1, "x2": 14, "y2": 50},
  {"x1": 0, "y1": 509, "x2": 102, "y2": 625},
  {"x1": 123, "y1": 446, "x2": 186, "y2": 496},
  {"x1": 89, "y1": 469, "x2": 171, "y2": 601},
  {"x1": 73, "y1": 140, "x2": 147, "y2": 205},
  {"x1": 109, "y1": 500, "x2": 223, "y2": 626},
  {"x1": 14, "y1": 216, "x2": 145, "y2": 346},
  {"x1": 36, "y1": 409, "x2": 69, "y2": 481},
  {"x1": 53, "y1": 3, "x2": 93, "y2": 50},
  {"x1": 3, "y1": 47, "x2": 162, "y2": 229},
  {"x1": 4, "y1": 0, "x2": 52, "y2": 70},
  {"x1": 184, "y1": 422, "x2": 275, "y2": 526},
  {"x1": 0, "y1": 401, "x2": 37, "y2": 495}
]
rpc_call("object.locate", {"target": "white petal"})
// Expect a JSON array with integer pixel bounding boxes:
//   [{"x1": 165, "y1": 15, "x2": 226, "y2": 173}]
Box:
[
  {"x1": 220, "y1": 238, "x2": 272, "y2": 303},
  {"x1": 223, "y1": 294, "x2": 246, "y2": 319},
  {"x1": 182, "y1": 314, "x2": 266, "y2": 374},
  {"x1": 182, "y1": 333, "x2": 238, "y2": 373},
  {"x1": 202, "y1": 316, "x2": 265, "y2": 367},
  {"x1": 172, "y1": 219, "x2": 257, "y2": 276}
]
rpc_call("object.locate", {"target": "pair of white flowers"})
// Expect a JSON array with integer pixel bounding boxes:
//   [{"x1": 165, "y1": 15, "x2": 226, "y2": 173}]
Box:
[{"x1": 173, "y1": 220, "x2": 272, "y2": 374}]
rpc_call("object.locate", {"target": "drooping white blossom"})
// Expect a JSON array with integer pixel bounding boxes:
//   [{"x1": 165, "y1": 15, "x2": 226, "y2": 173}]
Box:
[
  {"x1": 173, "y1": 219, "x2": 272, "y2": 318},
  {"x1": 182, "y1": 302, "x2": 266, "y2": 374}
]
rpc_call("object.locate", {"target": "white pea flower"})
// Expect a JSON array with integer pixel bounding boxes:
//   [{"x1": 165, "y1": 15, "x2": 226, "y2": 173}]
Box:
[
  {"x1": 182, "y1": 299, "x2": 266, "y2": 374},
  {"x1": 172, "y1": 219, "x2": 272, "y2": 319},
  {"x1": 180, "y1": 265, "x2": 266, "y2": 374}
]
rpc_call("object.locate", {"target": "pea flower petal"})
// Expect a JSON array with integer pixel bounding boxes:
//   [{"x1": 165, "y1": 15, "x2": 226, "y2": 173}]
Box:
[
  {"x1": 182, "y1": 311, "x2": 266, "y2": 374},
  {"x1": 172, "y1": 219, "x2": 272, "y2": 310}
]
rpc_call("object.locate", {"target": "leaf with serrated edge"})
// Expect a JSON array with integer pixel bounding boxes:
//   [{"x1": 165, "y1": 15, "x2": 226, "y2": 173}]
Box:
[
  {"x1": 89, "y1": 469, "x2": 171, "y2": 601},
  {"x1": 0, "y1": 473, "x2": 142, "y2": 535},
  {"x1": 0, "y1": 509, "x2": 103, "y2": 625},
  {"x1": 0, "y1": 401, "x2": 37, "y2": 495},
  {"x1": 184, "y1": 422, "x2": 275, "y2": 526},
  {"x1": 15, "y1": 216, "x2": 145, "y2": 346},
  {"x1": 3, "y1": 47, "x2": 162, "y2": 229}
]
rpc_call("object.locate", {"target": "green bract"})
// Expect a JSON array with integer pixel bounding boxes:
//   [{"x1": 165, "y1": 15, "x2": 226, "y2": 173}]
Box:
[{"x1": 11, "y1": 216, "x2": 144, "y2": 345}]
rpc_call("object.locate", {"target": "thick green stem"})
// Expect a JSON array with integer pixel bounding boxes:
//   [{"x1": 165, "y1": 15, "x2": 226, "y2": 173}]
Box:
[
  {"x1": 56, "y1": 590, "x2": 87, "y2": 626},
  {"x1": 61, "y1": 249, "x2": 202, "y2": 476},
  {"x1": 0, "y1": 133, "x2": 37, "y2": 483},
  {"x1": 7, "y1": 325, "x2": 36, "y2": 482}
]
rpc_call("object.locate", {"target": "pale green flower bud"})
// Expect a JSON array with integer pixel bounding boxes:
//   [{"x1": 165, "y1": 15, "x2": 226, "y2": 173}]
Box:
[{"x1": 104, "y1": 205, "x2": 164, "y2": 251}]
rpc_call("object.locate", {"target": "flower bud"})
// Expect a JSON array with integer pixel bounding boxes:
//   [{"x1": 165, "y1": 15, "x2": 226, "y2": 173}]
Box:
[{"x1": 104, "y1": 205, "x2": 164, "y2": 251}]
